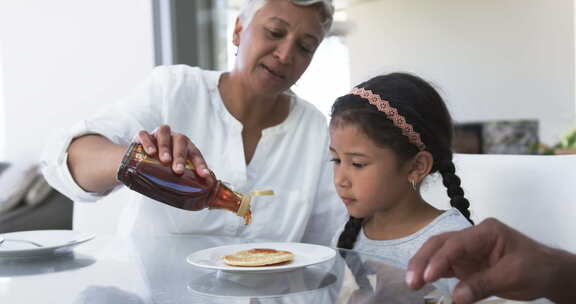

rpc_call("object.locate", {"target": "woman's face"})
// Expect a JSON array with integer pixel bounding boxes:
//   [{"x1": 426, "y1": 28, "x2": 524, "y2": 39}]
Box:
[{"x1": 233, "y1": 0, "x2": 325, "y2": 95}]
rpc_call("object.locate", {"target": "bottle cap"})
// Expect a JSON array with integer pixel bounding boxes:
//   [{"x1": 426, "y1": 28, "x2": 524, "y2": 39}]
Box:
[
  {"x1": 235, "y1": 190, "x2": 275, "y2": 225},
  {"x1": 237, "y1": 195, "x2": 252, "y2": 225}
]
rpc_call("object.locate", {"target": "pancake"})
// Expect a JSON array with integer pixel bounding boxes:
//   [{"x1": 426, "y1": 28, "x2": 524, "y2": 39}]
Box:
[{"x1": 223, "y1": 248, "x2": 294, "y2": 267}]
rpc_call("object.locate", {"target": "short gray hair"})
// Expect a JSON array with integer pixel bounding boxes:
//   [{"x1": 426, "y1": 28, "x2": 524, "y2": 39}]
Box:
[{"x1": 238, "y1": 0, "x2": 334, "y2": 34}]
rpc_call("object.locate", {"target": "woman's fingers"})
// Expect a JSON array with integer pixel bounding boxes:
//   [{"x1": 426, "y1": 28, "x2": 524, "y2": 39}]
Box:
[
  {"x1": 137, "y1": 126, "x2": 211, "y2": 176},
  {"x1": 407, "y1": 219, "x2": 509, "y2": 291},
  {"x1": 187, "y1": 143, "x2": 210, "y2": 177},
  {"x1": 135, "y1": 130, "x2": 157, "y2": 155},
  {"x1": 171, "y1": 133, "x2": 188, "y2": 174},
  {"x1": 155, "y1": 125, "x2": 173, "y2": 163},
  {"x1": 165, "y1": 132, "x2": 211, "y2": 176},
  {"x1": 406, "y1": 232, "x2": 452, "y2": 289},
  {"x1": 452, "y1": 266, "x2": 507, "y2": 304}
]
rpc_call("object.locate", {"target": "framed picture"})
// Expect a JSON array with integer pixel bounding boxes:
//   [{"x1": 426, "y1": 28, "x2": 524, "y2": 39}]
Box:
[{"x1": 454, "y1": 120, "x2": 538, "y2": 155}]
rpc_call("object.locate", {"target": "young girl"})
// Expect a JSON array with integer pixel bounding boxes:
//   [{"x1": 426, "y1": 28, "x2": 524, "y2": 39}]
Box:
[{"x1": 330, "y1": 72, "x2": 473, "y2": 294}]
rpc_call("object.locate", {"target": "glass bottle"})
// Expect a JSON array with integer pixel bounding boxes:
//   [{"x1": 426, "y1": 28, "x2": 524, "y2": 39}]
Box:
[{"x1": 116, "y1": 142, "x2": 268, "y2": 225}]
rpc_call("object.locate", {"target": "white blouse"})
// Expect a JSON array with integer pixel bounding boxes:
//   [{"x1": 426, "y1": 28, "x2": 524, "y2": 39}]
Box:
[{"x1": 41, "y1": 65, "x2": 346, "y2": 245}]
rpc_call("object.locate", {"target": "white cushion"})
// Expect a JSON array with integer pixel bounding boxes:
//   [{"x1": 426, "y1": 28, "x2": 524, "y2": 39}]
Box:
[
  {"x1": 0, "y1": 163, "x2": 38, "y2": 213},
  {"x1": 422, "y1": 154, "x2": 576, "y2": 252}
]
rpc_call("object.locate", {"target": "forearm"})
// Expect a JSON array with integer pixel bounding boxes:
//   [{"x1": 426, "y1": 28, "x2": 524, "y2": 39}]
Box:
[
  {"x1": 548, "y1": 248, "x2": 576, "y2": 303},
  {"x1": 67, "y1": 134, "x2": 127, "y2": 193}
]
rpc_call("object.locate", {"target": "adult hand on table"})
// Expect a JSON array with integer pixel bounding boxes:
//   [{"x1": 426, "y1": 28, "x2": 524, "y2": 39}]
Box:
[{"x1": 406, "y1": 218, "x2": 576, "y2": 304}]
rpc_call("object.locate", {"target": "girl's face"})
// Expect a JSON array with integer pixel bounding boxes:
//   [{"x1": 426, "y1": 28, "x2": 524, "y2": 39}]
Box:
[
  {"x1": 330, "y1": 123, "x2": 414, "y2": 219},
  {"x1": 232, "y1": 0, "x2": 324, "y2": 95}
]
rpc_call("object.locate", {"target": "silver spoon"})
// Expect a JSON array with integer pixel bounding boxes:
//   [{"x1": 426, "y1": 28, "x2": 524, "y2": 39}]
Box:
[{"x1": 0, "y1": 236, "x2": 43, "y2": 247}]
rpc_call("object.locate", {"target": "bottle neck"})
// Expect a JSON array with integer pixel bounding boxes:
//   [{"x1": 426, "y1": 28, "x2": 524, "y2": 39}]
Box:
[
  {"x1": 208, "y1": 182, "x2": 251, "y2": 225},
  {"x1": 209, "y1": 181, "x2": 241, "y2": 212}
]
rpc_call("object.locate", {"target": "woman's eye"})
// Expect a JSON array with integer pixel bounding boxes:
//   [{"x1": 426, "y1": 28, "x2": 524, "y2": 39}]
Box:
[
  {"x1": 266, "y1": 29, "x2": 283, "y2": 39},
  {"x1": 352, "y1": 162, "x2": 366, "y2": 169},
  {"x1": 299, "y1": 44, "x2": 312, "y2": 54},
  {"x1": 330, "y1": 158, "x2": 341, "y2": 165}
]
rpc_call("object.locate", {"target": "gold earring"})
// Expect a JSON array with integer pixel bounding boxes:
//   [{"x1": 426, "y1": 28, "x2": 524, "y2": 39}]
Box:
[{"x1": 410, "y1": 179, "x2": 417, "y2": 191}]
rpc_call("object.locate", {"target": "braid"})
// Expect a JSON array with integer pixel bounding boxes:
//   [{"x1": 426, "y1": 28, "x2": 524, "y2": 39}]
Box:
[
  {"x1": 337, "y1": 217, "x2": 373, "y2": 292},
  {"x1": 439, "y1": 157, "x2": 474, "y2": 225},
  {"x1": 337, "y1": 216, "x2": 363, "y2": 249}
]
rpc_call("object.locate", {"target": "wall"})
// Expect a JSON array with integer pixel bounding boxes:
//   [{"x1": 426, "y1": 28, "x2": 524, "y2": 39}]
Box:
[
  {"x1": 347, "y1": 0, "x2": 575, "y2": 145},
  {"x1": 0, "y1": 40, "x2": 5, "y2": 160},
  {"x1": 0, "y1": 0, "x2": 155, "y2": 163}
]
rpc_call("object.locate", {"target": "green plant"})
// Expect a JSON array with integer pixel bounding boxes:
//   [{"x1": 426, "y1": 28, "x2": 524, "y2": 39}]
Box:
[
  {"x1": 532, "y1": 127, "x2": 576, "y2": 154},
  {"x1": 558, "y1": 127, "x2": 576, "y2": 148}
]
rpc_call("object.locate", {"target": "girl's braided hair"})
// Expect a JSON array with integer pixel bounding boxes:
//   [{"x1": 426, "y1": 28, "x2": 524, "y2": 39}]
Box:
[{"x1": 333, "y1": 73, "x2": 473, "y2": 250}]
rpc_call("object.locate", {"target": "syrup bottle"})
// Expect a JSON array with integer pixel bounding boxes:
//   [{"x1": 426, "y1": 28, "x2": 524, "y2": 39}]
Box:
[{"x1": 117, "y1": 142, "x2": 270, "y2": 225}]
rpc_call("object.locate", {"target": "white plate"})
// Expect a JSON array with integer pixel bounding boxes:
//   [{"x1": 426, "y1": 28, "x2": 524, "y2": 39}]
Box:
[
  {"x1": 0, "y1": 230, "x2": 95, "y2": 258},
  {"x1": 186, "y1": 242, "x2": 336, "y2": 273}
]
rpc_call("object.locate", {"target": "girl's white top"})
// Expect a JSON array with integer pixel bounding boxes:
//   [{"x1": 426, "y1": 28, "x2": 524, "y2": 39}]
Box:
[{"x1": 333, "y1": 208, "x2": 472, "y2": 294}]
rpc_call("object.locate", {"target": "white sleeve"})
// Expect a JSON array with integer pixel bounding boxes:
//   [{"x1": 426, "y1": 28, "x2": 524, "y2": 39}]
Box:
[
  {"x1": 301, "y1": 144, "x2": 348, "y2": 246},
  {"x1": 40, "y1": 66, "x2": 171, "y2": 202}
]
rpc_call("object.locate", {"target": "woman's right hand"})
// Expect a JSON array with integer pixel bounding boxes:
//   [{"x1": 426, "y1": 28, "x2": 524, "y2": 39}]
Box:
[{"x1": 135, "y1": 125, "x2": 211, "y2": 178}]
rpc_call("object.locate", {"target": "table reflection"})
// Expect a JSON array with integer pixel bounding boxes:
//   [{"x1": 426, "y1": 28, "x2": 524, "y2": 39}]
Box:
[
  {"x1": 187, "y1": 267, "x2": 338, "y2": 297},
  {"x1": 0, "y1": 252, "x2": 95, "y2": 277},
  {"x1": 130, "y1": 235, "x2": 444, "y2": 304},
  {"x1": 0, "y1": 234, "x2": 445, "y2": 303}
]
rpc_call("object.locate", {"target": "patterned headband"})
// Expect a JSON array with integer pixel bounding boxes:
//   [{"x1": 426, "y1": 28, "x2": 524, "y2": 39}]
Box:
[{"x1": 350, "y1": 87, "x2": 427, "y2": 151}]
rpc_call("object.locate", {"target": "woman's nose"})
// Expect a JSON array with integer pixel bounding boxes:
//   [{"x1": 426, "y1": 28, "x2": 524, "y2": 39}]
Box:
[{"x1": 273, "y1": 41, "x2": 295, "y2": 65}]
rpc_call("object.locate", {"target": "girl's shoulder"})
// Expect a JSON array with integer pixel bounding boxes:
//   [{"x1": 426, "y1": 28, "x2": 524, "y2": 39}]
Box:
[
  {"x1": 425, "y1": 208, "x2": 472, "y2": 235},
  {"x1": 356, "y1": 209, "x2": 470, "y2": 247},
  {"x1": 378, "y1": 208, "x2": 471, "y2": 246}
]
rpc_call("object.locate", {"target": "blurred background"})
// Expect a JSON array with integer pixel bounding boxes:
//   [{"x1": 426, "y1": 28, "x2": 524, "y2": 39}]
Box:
[{"x1": 1, "y1": 0, "x2": 576, "y2": 161}]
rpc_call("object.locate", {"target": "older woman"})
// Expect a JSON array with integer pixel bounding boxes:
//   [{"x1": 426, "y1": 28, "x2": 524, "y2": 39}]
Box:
[{"x1": 41, "y1": 0, "x2": 345, "y2": 245}]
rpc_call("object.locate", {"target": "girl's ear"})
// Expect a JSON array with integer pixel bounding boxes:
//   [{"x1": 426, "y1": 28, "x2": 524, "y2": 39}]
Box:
[
  {"x1": 407, "y1": 151, "x2": 434, "y2": 184},
  {"x1": 232, "y1": 18, "x2": 242, "y2": 47}
]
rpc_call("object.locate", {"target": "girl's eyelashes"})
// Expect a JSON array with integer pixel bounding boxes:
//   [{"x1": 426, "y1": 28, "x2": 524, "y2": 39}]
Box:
[{"x1": 330, "y1": 158, "x2": 367, "y2": 169}]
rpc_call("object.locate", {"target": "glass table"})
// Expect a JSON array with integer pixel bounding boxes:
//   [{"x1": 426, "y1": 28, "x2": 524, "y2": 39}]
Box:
[{"x1": 0, "y1": 234, "x2": 445, "y2": 303}]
